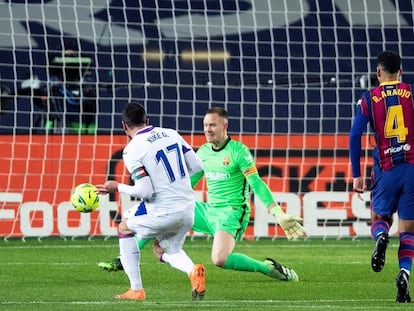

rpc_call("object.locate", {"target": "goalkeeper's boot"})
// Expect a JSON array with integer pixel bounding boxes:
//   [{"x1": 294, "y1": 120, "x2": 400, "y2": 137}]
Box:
[
  {"x1": 115, "y1": 288, "x2": 146, "y2": 301},
  {"x1": 396, "y1": 270, "x2": 411, "y2": 303},
  {"x1": 265, "y1": 258, "x2": 299, "y2": 282},
  {"x1": 189, "y1": 264, "x2": 206, "y2": 301},
  {"x1": 371, "y1": 232, "x2": 389, "y2": 273},
  {"x1": 98, "y1": 256, "x2": 123, "y2": 272}
]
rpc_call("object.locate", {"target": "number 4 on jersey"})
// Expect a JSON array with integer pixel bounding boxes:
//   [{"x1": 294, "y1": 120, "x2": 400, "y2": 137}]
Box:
[{"x1": 385, "y1": 105, "x2": 408, "y2": 142}]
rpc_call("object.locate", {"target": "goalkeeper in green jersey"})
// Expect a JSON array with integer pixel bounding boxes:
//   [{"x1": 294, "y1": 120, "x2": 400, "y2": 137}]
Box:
[{"x1": 99, "y1": 107, "x2": 305, "y2": 281}]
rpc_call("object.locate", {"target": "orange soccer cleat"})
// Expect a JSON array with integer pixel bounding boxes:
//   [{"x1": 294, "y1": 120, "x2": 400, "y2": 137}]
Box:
[
  {"x1": 115, "y1": 288, "x2": 146, "y2": 301},
  {"x1": 189, "y1": 264, "x2": 206, "y2": 301}
]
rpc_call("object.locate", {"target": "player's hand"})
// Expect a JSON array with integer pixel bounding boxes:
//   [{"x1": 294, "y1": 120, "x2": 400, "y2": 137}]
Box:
[
  {"x1": 268, "y1": 204, "x2": 306, "y2": 240},
  {"x1": 96, "y1": 181, "x2": 119, "y2": 194},
  {"x1": 352, "y1": 177, "x2": 366, "y2": 201},
  {"x1": 352, "y1": 177, "x2": 366, "y2": 193},
  {"x1": 273, "y1": 213, "x2": 306, "y2": 240}
]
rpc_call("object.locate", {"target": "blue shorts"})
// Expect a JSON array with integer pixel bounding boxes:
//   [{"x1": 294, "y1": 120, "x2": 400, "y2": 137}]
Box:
[{"x1": 371, "y1": 163, "x2": 414, "y2": 220}]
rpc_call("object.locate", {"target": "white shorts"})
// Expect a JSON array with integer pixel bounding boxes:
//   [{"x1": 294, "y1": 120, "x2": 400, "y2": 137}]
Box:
[
  {"x1": 122, "y1": 201, "x2": 146, "y2": 220},
  {"x1": 125, "y1": 208, "x2": 194, "y2": 254}
]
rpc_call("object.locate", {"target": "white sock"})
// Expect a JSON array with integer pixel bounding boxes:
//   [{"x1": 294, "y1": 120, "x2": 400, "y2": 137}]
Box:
[
  {"x1": 119, "y1": 236, "x2": 143, "y2": 290},
  {"x1": 162, "y1": 250, "x2": 195, "y2": 275}
]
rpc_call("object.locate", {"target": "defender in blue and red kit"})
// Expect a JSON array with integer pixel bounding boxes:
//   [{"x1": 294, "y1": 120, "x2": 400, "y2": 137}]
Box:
[{"x1": 350, "y1": 50, "x2": 414, "y2": 303}]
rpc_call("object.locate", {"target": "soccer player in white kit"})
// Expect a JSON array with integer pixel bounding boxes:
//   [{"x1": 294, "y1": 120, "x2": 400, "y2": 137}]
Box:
[{"x1": 96, "y1": 102, "x2": 206, "y2": 301}]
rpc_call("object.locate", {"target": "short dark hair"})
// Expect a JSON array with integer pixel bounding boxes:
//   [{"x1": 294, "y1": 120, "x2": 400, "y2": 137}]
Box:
[
  {"x1": 206, "y1": 107, "x2": 228, "y2": 119},
  {"x1": 122, "y1": 102, "x2": 147, "y2": 127},
  {"x1": 377, "y1": 50, "x2": 401, "y2": 74}
]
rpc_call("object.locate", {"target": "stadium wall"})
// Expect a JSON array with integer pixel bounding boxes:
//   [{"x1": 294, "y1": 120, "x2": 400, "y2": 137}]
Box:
[{"x1": 0, "y1": 134, "x2": 399, "y2": 238}]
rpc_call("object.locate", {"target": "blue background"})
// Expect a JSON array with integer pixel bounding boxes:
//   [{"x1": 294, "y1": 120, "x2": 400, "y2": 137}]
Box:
[{"x1": 0, "y1": 0, "x2": 413, "y2": 134}]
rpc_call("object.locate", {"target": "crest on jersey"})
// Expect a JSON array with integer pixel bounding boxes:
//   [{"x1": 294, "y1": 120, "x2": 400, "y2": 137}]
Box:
[{"x1": 222, "y1": 157, "x2": 230, "y2": 166}]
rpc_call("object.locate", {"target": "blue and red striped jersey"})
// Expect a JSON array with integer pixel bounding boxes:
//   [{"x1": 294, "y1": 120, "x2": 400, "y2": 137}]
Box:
[{"x1": 350, "y1": 81, "x2": 414, "y2": 176}]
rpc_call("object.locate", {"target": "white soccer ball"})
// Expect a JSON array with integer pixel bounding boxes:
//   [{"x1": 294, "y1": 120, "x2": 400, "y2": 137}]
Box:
[{"x1": 70, "y1": 183, "x2": 100, "y2": 213}]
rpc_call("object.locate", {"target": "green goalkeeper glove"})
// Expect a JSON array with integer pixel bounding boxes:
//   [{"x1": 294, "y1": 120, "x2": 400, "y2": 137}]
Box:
[{"x1": 269, "y1": 206, "x2": 306, "y2": 240}]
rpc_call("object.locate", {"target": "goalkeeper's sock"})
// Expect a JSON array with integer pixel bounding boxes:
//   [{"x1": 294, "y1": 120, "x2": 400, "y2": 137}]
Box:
[
  {"x1": 371, "y1": 220, "x2": 390, "y2": 240},
  {"x1": 135, "y1": 237, "x2": 150, "y2": 250},
  {"x1": 222, "y1": 253, "x2": 271, "y2": 275}
]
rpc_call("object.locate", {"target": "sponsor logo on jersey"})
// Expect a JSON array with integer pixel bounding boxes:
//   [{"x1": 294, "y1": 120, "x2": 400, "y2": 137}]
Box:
[
  {"x1": 383, "y1": 143, "x2": 411, "y2": 155},
  {"x1": 244, "y1": 155, "x2": 253, "y2": 162},
  {"x1": 205, "y1": 171, "x2": 230, "y2": 180}
]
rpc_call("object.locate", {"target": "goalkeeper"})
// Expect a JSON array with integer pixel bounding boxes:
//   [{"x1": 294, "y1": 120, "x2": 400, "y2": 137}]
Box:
[{"x1": 100, "y1": 107, "x2": 305, "y2": 281}]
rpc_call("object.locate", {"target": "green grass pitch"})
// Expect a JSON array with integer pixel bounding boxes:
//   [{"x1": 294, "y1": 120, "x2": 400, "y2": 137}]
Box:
[{"x1": 0, "y1": 237, "x2": 410, "y2": 310}]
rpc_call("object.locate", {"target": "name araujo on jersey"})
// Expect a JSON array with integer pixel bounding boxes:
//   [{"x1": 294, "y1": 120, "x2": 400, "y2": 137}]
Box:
[{"x1": 372, "y1": 89, "x2": 411, "y2": 104}]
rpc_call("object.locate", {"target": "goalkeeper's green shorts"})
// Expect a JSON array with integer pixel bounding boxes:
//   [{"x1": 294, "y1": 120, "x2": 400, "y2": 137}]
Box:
[{"x1": 192, "y1": 201, "x2": 251, "y2": 241}]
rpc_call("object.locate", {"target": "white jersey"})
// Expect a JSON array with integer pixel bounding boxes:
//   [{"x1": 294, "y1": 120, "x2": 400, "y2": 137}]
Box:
[{"x1": 123, "y1": 126, "x2": 198, "y2": 215}]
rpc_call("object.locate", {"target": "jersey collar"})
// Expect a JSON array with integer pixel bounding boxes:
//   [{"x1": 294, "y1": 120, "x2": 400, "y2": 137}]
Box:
[
  {"x1": 211, "y1": 137, "x2": 231, "y2": 152},
  {"x1": 379, "y1": 80, "x2": 400, "y2": 86},
  {"x1": 135, "y1": 125, "x2": 154, "y2": 135}
]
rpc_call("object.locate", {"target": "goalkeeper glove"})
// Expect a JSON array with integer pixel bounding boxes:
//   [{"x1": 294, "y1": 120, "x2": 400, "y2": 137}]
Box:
[{"x1": 269, "y1": 205, "x2": 306, "y2": 240}]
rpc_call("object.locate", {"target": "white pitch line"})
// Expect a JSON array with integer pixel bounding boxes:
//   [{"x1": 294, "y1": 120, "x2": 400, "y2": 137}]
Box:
[
  {"x1": 0, "y1": 242, "x2": 400, "y2": 250},
  {"x1": 0, "y1": 298, "x2": 400, "y2": 310}
]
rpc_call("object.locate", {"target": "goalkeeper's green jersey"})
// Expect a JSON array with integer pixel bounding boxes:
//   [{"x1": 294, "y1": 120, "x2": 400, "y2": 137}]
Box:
[{"x1": 191, "y1": 137, "x2": 275, "y2": 208}]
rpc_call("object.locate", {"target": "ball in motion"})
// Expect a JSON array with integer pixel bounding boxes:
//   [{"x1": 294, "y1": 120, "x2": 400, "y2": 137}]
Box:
[{"x1": 71, "y1": 183, "x2": 100, "y2": 213}]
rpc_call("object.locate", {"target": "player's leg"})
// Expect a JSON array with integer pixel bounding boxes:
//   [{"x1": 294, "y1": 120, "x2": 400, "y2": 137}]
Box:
[
  {"x1": 370, "y1": 166, "x2": 395, "y2": 273},
  {"x1": 154, "y1": 212, "x2": 206, "y2": 300},
  {"x1": 100, "y1": 200, "x2": 209, "y2": 271},
  {"x1": 192, "y1": 201, "x2": 214, "y2": 234},
  {"x1": 99, "y1": 201, "x2": 150, "y2": 271},
  {"x1": 116, "y1": 209, "x2": 181, "y2": 300},
  {"x1": 98, "y1": 237, "x2": 149, "y2": 271},
  {"x1": 370, "y1": 213, "x2": 391, "y2": 272},
  {"x1": 100, "y1": 200, "x2": 209, "y2": 272},
  {"x1": 395, "y1": 219, "x2": 414, "y2": 303},
  {"x1": 396, "y1": 225, "x2": 413, "y2": 303},
  {"x1": 212, "y1": 230, "x2": 298, "y2": 281},
  {"x1": 209, "y1": 205, "x2": 298, "y2": 281},
  {"x1": 156, "y1": 242, "x2": 206, "y2": 301},
  {"x1": 394, "y1": 164, "x2": 414, "y2": 303},
  {"x1": 114, "y1": 221, "x2": 146, "y2": 300}
]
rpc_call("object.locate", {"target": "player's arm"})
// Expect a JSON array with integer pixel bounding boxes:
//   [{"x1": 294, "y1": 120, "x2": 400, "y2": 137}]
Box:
[
  {"x1": 182, "y1": 141, "x2": 203, "y2": 175},
  {"x1": 117, "y1": 176, "x2": 154, "y2": 199},
  {"x1": 190, "y1": 170, "x2": 204, "y2": 189},
  {"x1": 96, "y1": 166, "x2": 154, "y2": 199},
  {"x1": 245, "y1": 170, "x2": 305, "y2": 240},
  {"x1": 189, "y1": 146, "x2": 205, "y2": 188},
  {"x1": 238, "y1": 145, "x2": 305, "y2": 240},
  {"x1": 349, "y1": 98, "x2": 370, "y2": 193}
]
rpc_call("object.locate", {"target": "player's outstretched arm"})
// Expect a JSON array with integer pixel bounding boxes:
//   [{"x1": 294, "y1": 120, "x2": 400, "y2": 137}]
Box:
[{"x1": 245, "y1": 170, "x2": 306, "y2": 240}]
